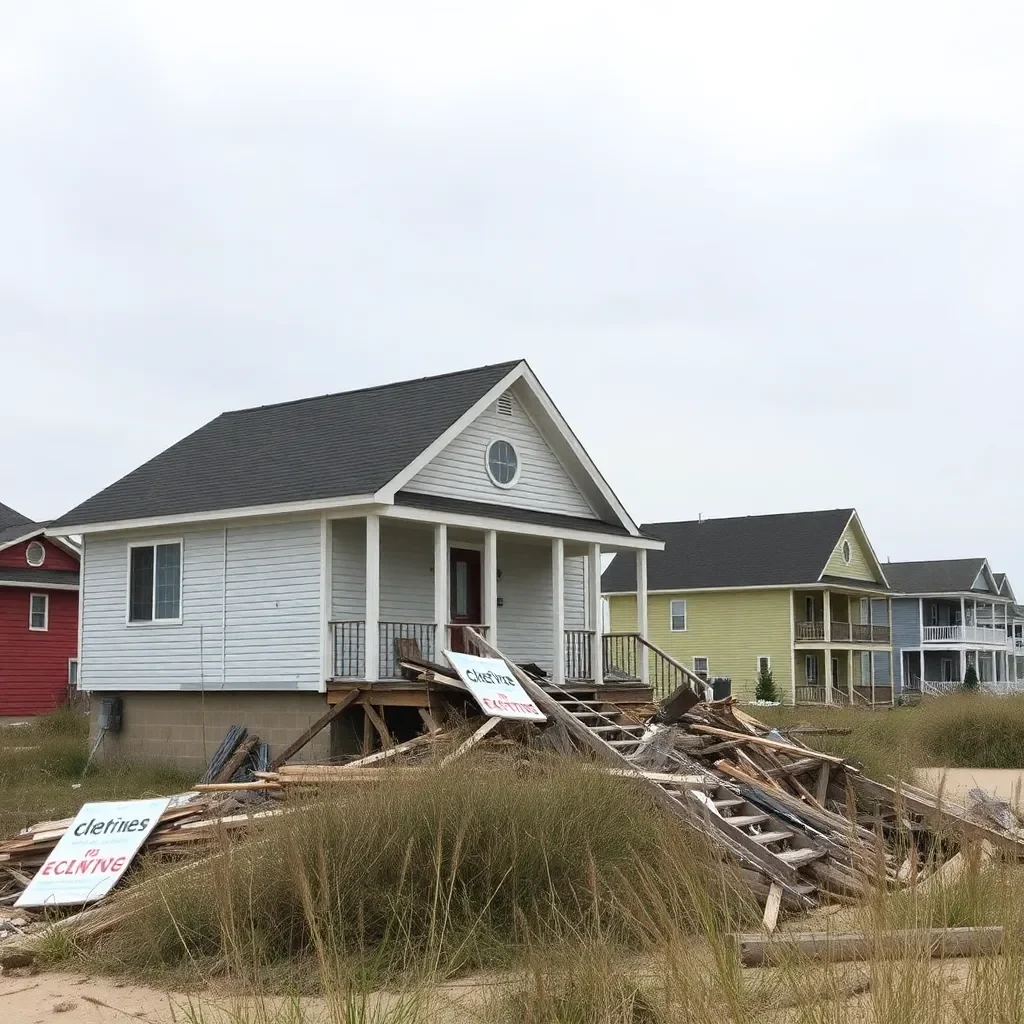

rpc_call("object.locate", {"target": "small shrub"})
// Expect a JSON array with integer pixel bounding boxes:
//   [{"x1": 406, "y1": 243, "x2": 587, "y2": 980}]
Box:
[
  {"x1": 963, "y1": 665, "x2": 980, "y2": 691},
  {"x1": 754, "y1": 665, "x2": 778, "y2": 703}
]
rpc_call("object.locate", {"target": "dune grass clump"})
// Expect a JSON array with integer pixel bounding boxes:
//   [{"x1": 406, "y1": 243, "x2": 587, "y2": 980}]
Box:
[
  {"x1": 0, "y1": 708, "x2": 196, "y2": 836},
  {"x1": 915, "y1": 694, "x2": 1024, "y2": 769},
  {"x1": 88, "y1": 756, "x2": 751, "y2": 984}
]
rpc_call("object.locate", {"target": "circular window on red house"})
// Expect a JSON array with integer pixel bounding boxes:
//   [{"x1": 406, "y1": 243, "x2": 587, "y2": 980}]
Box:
[{"x1": 25, "y1": 541, "x2": 45, "y2": 567}]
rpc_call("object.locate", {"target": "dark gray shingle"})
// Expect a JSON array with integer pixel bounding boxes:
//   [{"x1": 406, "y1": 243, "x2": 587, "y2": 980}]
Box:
[
  {"x1": 51, "y1": 361, "x2": 522, "y2": 528},
  {"x1": 0, "y1": 501, "x2": 31, "y2": 534},
  {"x1": 0, "y1": 567, "x2": 79, "y2": 588},
  {"x1": 601, "y1": 509, "x2": 856, "y2": 592},
  {"x1": 883, "y1": 559, "x2": 990, "y2": 595}
]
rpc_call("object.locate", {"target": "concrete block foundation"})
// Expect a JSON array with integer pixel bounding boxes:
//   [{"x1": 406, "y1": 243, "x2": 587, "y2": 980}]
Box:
[{"x1": 88, "y1": 691, "x2": 334, "y2": 772}]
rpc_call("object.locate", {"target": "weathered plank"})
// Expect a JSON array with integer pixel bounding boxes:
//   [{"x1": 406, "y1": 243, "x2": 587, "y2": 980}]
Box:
[{"x1": 268, "y1": 689, "x2": 362, "y2": 770}]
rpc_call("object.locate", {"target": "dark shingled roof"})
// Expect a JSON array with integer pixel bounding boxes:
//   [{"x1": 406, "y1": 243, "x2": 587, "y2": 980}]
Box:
[
  {"x1": 0, "y1": 568, "x2": 79, "y2": 588},
  {"x1": 0, "y1": 521, "x2": 48, "y2": 547},
  {"x1": 602, "y1": 509, "x2": 858, "y2": 592},
  {"x1": 394, "y1": 491, "x2": 631, "y2": 536},
  {"x1": 51, "y1": 361, "x2": 522, "y2": 528},
  {"x1": 0, "y1": 501, "x2": 31, "y2": 534},
  {"x1": 883, "y1": 559, "x2": 990, "y2": 595}
]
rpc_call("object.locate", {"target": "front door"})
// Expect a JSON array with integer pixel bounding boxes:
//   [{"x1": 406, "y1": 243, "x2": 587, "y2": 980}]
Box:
[{"x1": 449, "y1": 548, "x2": 482, "y2": 652}]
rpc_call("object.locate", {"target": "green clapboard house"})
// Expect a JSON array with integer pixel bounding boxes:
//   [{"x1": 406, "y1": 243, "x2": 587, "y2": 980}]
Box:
[{"x1": 601, "y1": 509, "x2": 895, "y2": 705}]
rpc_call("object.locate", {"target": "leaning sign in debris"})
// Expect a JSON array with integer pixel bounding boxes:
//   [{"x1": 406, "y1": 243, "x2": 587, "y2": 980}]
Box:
[
  {"x1": 443, "y1": 651, "x2": 546, "y2": 721},
  {"x1": 16, "y1": 797, "x2": 171, "y2": 907}
]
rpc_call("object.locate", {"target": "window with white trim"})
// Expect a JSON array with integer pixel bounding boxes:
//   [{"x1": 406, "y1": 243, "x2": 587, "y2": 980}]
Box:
[
  {"x1": 128, "y1": 542, "x2": 182, "y2": 622},
  {"x1": 860, "y1": 651, "x2": 870, "y2": 682},
  {"x1": 485, "y1": 439, "x2": 520, "y2": 487},
  {"x1": 842, "y1": 540, "x2": 852, "y2": 564},
  {"x1": 29, "y1": 593, "x2": 48, "y2": 631},
  {"x1": 930, "y1": 602, "x2": 939, "y2": 627},
  {"x1": 804, "y1": 596, "x2": 815, "y2": 622},
  {"x1": 25, "y1": 541, "x2": 45, "y2": 567},
  {"x1": 669, "y1": 599, "x2": 687, "y2": 631},
  {"x1": 805, "y1": 654, "x2": 818, "y2": 683},
  {"x1": 68, "y1": 658, "x2": 79, "y2": 687},
  {"x1": 693, "y1": 656, "x2": 709, "y2": 680},
  {"x1": 757, "y1": 656, "x2": 771, "y2": 675}
]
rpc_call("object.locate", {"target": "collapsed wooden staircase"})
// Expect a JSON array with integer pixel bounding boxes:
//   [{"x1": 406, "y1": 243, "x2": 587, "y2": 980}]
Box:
[{"x1": 541, "y1": 686, "x2": 822, "y2": 907}]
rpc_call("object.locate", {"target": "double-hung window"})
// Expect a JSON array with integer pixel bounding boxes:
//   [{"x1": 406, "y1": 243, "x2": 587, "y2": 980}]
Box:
[
  {"x1": 693, "y1": 656, "x2": 709, "y2": 680},
  {"x1": 128, "y1": 541, "x2": 182, "y2": 623},
  {"x1": 29, "y1": 593, "x2": 48, "y2": 631},
  {"x1": 669, "y1": 599, "x2": 687, "y2": 632}
]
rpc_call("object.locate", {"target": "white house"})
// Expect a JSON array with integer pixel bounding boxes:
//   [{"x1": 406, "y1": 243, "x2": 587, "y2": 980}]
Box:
[{"x1": 49, "y1": 360, "x2": 664, "y2": 767}]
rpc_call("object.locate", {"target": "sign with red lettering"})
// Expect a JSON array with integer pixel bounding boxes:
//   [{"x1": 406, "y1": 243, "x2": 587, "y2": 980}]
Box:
[
  {"x1": 16, "y1": 797, "x2": 171, "y2": 907},
  {"x1": 443, "y1": 651, "x2": 546, "y2": 722}
]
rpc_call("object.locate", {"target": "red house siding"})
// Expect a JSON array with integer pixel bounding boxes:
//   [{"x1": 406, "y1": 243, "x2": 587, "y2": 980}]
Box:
[
  {"x1": 0, "y1": 537, "x2": 79, "y2": 572},
  {"x1": 0, "y1": 588, "x2": 79, "y2": 716}
]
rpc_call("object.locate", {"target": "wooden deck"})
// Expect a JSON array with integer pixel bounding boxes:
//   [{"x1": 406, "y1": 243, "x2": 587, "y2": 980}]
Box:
[{"x1": 326, "y1": 679, "x2": 655, "y2": 708}]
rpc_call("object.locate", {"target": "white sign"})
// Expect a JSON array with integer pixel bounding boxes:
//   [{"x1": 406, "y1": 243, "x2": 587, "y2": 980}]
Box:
[
  {"x1": 443, "y1": 651, "x2": 547, "y2": 722},
  {"x1": 16, "y1": 797, "x2": 171, "y2": 908}
]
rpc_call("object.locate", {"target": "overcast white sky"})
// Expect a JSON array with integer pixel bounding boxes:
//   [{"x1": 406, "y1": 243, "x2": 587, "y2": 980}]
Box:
[{"x1": 2, "y1": 3, "x2": 1021, "y2": 577}]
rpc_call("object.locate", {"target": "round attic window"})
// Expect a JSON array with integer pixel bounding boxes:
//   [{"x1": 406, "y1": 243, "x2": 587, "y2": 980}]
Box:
[
  {"x1": 486, "y1": 439, "x2": 520, "y2": 488},
  {"x1": 842, "y1": 540, "x2": 852, "y2": 565},
  {"x1": 26, "y1": 541, "x2": 45, "y2": 567}
]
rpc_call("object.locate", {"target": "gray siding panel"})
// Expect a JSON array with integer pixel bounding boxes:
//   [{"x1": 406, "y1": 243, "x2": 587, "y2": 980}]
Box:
[
  {"x1": 890, "y1": 598, "x2": 921, "y2": 692},
  {"x1": 331, "y1": 518, "x2": 365, "y2": 619},
  {"x1": 565, "y1": 557, "x2": 586, "y2": 628},
  {"x1": 82, "y1": 520, "x2": 322, "y2": 692},
  {"x1": 406, "y1": 397, "x2": 597, "y2": 518},
  {"x1": 380, "y1": 522, "x2": 434, "y2": 623},
  {"x1": 497, "y1": 539, "x2": 553, "y2": 671},
  {"x1": 224, "y1": 520, "x2": 321, "y2": 689}
]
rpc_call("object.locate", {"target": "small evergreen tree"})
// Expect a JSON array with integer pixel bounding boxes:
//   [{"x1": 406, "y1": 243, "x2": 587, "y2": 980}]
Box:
[
  {"x1": 962, "y1": 664, "x2": 980, "y2": 691},
  {"x1": 755, "y1": 663, "x2": 779, "y2": 702}
]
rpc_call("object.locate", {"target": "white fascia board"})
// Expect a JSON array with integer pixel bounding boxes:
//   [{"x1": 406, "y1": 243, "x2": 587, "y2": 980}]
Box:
[
  {"x1": 46, "y1": 494, "x2": 378, "y2": 536},
  {"x1": 0, "y1": 580, "x2": 79, "y2": 591},
  {"x1": 605, "y1": 581, "x2": 892, "y2": 597},
  {"x1": 373, "y1": 363, "x2": 527, "y2": 502},
  {"x1": 515, "y1": 364, "x2": 639, "y2": 536},
  {"x1": 380, "y1": 503, "x2": 663, "y2": 550}
]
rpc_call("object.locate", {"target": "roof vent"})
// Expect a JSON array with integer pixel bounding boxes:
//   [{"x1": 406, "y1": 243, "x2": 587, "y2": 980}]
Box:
[{"x1": 496, "y1": 392, "x2": 515, "y2": 417}]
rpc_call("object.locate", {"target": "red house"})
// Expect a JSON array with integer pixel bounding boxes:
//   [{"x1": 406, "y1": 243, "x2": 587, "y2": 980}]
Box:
[{"x1": 0, "y1": 501, "x2": 80, "y2": 717}]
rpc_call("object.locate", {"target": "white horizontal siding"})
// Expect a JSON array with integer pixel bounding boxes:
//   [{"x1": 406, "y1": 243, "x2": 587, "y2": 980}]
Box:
[
  {"x1": 82, "y1": 528, "x2": 224, "y2": 691},
  {"x1": 380, "y1": 522, "x2": 434, "y2": 623},
  {"x1": 496, "y1": 539, "x2": 553, "y2": 671},
  {"x1": 224, "y1": 520, "x2": 320, "y2": 688},
  {"x1": 331, "y1": 518, "x2": 365, "y2": 619},
  {"x1": 81, "y1": 519, "x2": 322, "y2": 692},
  {"x1": 565, "y1": 556, "x2": 586, "y2": 628},
  {"x1": 406, "y1": 396, "x2": 597, "y2": 518}
]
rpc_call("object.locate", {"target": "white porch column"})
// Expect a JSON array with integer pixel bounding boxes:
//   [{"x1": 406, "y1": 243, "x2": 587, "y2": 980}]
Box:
[
  {"x1": 364, "y1": 514, "x2": 380, "y2": 682},
  {"x1": 823, "y1": 590, "x2": 832, "y2": 642},
  {"x1": 483, "y1": 529, "x2": 498, "y2": 646},
  {"x1": 320, "y1": 515, "x2": 332, "y2": 686},
  {"x1": 960, "y1": 596, "x2": 966, "y2": 638},
  {"x1": 588, "y1": 543, "x2": 604, "y2": 686},
  {"x1": 824, "y1": 646, "x2": 833, "y2": 703},
  {"x1": 960, "y1": 647, "x2": 967, "y2": 682},
  {"x1": 919, "y1": 648, "x2": 925, "y2": 687},
  {"x1": 551, "y1": 538, "x2": 565, "y2": 686},
  {"x1": 433, "y1": 523, "x2": 448, "y2": 656},
  {"x1": 636, "y1": 549, "x2": 649, "y2": 688}
]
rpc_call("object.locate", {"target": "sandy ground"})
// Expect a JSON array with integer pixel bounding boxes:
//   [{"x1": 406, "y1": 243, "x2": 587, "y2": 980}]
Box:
[{"x1": 917, "y1": 767, "x2": 1024, "y2": 809}]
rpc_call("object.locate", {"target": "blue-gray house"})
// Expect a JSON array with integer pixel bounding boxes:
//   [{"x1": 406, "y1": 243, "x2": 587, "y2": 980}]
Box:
[{"x1": 885, "y1": 558, "x2": 1024, "y2": 694}]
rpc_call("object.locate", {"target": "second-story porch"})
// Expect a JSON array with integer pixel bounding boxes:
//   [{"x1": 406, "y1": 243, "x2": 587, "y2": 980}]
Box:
[{"x1": 793, "y1": 588, "x2": 892, "y2": 646}]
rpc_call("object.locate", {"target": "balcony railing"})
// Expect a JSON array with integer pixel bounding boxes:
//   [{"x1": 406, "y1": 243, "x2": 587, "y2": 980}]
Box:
[
  {"x1": 796, "y1": 621, "x2": 891, "y2": 644},
  {"x1": 795, "y1": 621, "x2": 825, "y2": 641},
  {"x1": 331, "y1": 620, "x2": 366, "y2": 679},
  {"x1": 332, "y1": 620, "x2": 439, "y2": 679},
  {"x1": 922, "y1": 625, "x2": 1007, "y2": 645}
]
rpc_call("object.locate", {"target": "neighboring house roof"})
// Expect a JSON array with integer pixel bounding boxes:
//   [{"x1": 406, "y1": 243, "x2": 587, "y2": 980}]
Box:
[
  {"x1": 602, "y1": 508, "x2": 878, "y2": 592},
  {"x1": 883, "y1": 558, "x2": 994, "y2": 596},
  {"x1": 0, "y1": 567, "x2": 79, "y2": 589},
  {"x1": 0, "y1": 520, "x2": 48, "y2": 547},
  {"x1": 0, "y1": 501, "x2": 32, "y2": 535},
  {"x1": 50, "y1": 361, "x2": 521, "y2": 529}
]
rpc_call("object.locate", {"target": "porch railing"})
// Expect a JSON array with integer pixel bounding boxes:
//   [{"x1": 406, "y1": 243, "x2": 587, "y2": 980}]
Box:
[
  {"x1": 851, "y1": 623, "x2": 891, "y2": 643},
  {"x1": 445, "y1": 623, "x2": 489, "y2": 657},
  {"x1": 798, "y1": 620, "x2": 891, "y2": 643},
  {"x1": 564, "y1": 629, "x2": 594, "y2": 681},
  {"x1": 331, "y1": 620, "x2": 366, "y2": 679},
  {"x1": 602, "y1": 632, "x2": 641, "y2": 681},
  {"x1": 795, "y1": 685, "x2": 826, "y2": 704},
  {"x1": 831, "y1": 620, "x2": 851, "y2": 642},
  {"x1": 379, "y1": 621, "x2": 437, "y2": 679}
]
